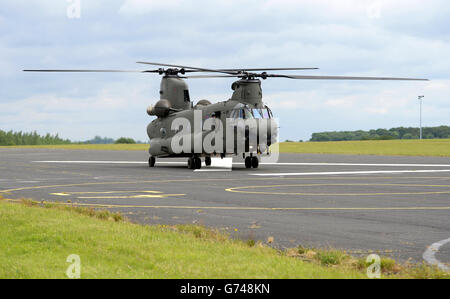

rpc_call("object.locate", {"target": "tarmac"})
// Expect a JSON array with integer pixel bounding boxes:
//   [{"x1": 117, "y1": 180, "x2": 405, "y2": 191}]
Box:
[{"x1": 1, "y1": 147, "x2": 449, "y2": 267}]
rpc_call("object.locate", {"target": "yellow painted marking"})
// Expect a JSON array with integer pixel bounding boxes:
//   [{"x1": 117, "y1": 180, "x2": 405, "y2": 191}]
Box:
[
  {"x1": 51, "y1": 190, "x2": 163, "y2": 196},
  {"x1": 67, "y1": 190, "x2": 162, "y2": 194},
  {"x1": 50, "y1": 190, "x2": 181, "y2": 199},
  {"x1": 225, "y1": 183, "x2": 450, "y2": 196},
  {"x1": 2, "y1": 198, "x2": 450, "y2": 212},
  {"x1": 77, "y1": 194, "x2": 185, "y2": 199},
  {"x1": 2, "y1": 176, "x2": 450, "y2": 195}
]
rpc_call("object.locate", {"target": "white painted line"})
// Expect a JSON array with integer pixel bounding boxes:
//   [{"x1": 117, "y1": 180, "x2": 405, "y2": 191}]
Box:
[
  {"x1": 194, "y1": 169, "x2": 232, "y2": 172},
  {"x1": 194, "y1": 158, "x2": 232, "y2": 172},
  {"x1": 257, "y1": 162, "x2": 450, "y2": 167},
  {"x1": 423, "y1": 238, "x2": 450, "y2": 272},
  {"x1": 33, "y1": 161, "x2": 450, "y2": 167},
  {"x1": 33, "y1": 161, "x2": 185, "y2": 165},
  {"x1": 250, "y1": 169, "x2": 450, "y2": 177},
  {"x1": 34, "y1": 161, "x2": 148, "y2": 164}
]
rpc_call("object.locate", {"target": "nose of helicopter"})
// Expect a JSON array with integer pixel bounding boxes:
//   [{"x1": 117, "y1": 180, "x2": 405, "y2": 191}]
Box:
[{"x1": 245, "y1": 118, "x2": 279, "y2": 152}]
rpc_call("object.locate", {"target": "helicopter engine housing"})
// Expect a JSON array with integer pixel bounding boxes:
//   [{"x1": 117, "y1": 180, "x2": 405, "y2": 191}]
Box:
[
  {"x1": 160, "y1": 76, "x2": 191, "y2": 110},
  {"x1": 147, "y1": 99, "x2": 172, "y2": 118}
]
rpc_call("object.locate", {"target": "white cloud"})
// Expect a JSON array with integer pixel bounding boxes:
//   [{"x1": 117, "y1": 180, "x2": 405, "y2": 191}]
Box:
[{"x1": 1, "y1": 0, "x2": 449, "y2": 141}]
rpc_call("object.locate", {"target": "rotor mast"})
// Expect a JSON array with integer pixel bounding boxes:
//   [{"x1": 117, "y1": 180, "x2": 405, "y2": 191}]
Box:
[{"x1": 230, "y1": 78, "x2": 264, "y2": 108}]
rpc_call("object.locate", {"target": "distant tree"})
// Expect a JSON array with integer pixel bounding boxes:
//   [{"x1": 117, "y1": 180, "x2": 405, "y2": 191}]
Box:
[
  {"x1": 85, "y1": 136, "x2": 115, "y2": 144},
  {"x1": 309, "y1": 126, "x2": 449, "y2": 142},
  {"x1": 115, "y1": 137, "x2": 136, "y2": 144},
  {"x1": 402, "y1": 133, "x2": 413, "y2": 139}
]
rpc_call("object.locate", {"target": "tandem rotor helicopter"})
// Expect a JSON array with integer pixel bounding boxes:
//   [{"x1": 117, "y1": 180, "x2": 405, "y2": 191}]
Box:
[{"x1": 24, "y1": 62, "x2": 428, "y2": 169}]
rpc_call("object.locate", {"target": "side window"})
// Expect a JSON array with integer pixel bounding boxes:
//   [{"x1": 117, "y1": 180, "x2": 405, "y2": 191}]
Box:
[
  {"x1": 265, "y1": 106, "x2": 273, "y2": 119},
  {"x1": 228, "y1": 109, "x2": 239, "y2": 119},
  {"x1": 184, "y1": 90, "x2": 190, "y2": 102}
]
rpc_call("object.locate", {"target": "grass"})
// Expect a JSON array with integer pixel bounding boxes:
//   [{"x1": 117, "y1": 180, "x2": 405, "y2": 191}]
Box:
[
  {"x1": 1, "y1": 198, "x2": 448, "y2": 279},
  {"x1": 2, "y1": 139, "x2": 449, "y2": 156},
  {"x1": 0, "y1": 144, "x2": 149, "y2": 151},
  {"x1": 0, "y1": 198, "x2": 367, "y2": 279},
  {"x1": 279, "y1": 139, "x2": 450, "y2": 157},
  {"x1": 290, "y1": 246, "x2": 448, "y2": 279}
]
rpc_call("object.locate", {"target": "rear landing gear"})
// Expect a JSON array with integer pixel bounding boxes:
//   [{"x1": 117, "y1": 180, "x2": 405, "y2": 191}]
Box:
[
  {"x1": 245, "y1": 156, "x2": 252, "y2": 169},
  {"x1": 148, "y1": 156, "x2": 156, "y2": 167},
  {"x1": 188, "y1": 157, "x2": 202, "y2": 169}
]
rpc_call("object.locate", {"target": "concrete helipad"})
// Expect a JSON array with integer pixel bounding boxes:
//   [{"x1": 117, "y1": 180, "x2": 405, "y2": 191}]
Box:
[{"x1": 1, "y1": 148, "x2": 449, "y2": 267}]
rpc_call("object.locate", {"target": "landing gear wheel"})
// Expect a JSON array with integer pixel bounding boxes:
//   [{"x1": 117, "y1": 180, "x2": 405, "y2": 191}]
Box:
[
  {"x1": 251, "y1": 156, "x2": 259, "y2": 169},
  {"x1": 148, "y1": 156, "x2": 156, "y2": 167},
  {"x1": 245, "y1": 156, "x2": 252, "y2": 169},
  {"x1": 187, "y1": 157, "x2": 195, "y2": 169},
  {"x1": 205, "y1": 157, "x2": 212, "y2": 166},
  {"x1": 195, "y1": 157, "x2": 202, "y2": 169}
]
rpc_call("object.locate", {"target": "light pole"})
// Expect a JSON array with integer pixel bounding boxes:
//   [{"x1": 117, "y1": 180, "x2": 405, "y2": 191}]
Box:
[{"x1": 418, "y1": 95, "x2": 424, "y2": 139}]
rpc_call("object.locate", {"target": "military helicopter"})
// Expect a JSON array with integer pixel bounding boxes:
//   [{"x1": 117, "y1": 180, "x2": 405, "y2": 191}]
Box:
[{"x1": 24, "y1": 62, "x2": 428, "y2": 169}]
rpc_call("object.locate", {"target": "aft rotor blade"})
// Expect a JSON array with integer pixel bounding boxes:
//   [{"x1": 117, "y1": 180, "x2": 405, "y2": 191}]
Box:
[
  {"x1": 23, "y1": 69, "x2": 153, "y2": 73},
  {"x1": 218, "y1": 67, "x2": 319, "y2": 72},
  {"x1": 270, "y1": 74, "x2": 429, "y2": 81},
  {"x1": 136, "y1": 61, "x2": 239, "y2": 75}
]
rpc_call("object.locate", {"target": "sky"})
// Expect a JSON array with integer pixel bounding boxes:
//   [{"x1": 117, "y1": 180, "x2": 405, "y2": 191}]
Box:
[{"x1": 0, "y1": 0, "x2": 449, "y2": 142}]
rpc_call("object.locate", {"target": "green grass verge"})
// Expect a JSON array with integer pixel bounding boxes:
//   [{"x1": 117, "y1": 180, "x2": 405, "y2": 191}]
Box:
[
  {"x1": 0, "y1": 199, "x2": 366, "y2": 279},
  {"x1": 2, "y1": 139, "x2": 449, "y2": 156},
  {"x1": 1, "y1": 198, "x2": 448, "y2": 279},
  {"x1": 279, "y1": 139, "x2": 450, "y2": 157}
]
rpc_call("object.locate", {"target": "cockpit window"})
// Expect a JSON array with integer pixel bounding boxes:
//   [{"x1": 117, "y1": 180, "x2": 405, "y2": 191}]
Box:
[
  {"x1": 228, "y1": 104, "x2": 272, "y2": 119},
  {"x1": 251, "y1": 107, "x2": 272, "y2": 119},
  {"x1": 251, "y1": 108, "x2": 270, "y2": 119}
]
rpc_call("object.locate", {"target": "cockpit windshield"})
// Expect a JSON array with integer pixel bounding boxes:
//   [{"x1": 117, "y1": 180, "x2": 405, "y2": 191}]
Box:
[
  {"x1": 228, "y1": 104, "x2": 272, "y2": 119},
  {"x1": 251, "y1": 108, "x2": 271, "y2": 119}
]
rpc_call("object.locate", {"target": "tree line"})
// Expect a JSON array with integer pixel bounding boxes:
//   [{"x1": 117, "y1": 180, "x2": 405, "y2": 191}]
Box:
[
  {"x1": 0, "y1": 130, "x2": 71, "y2": 146},
  {"x1": 310, "y1": 126, "x2": 450, "y2": 142},
  {"x1": 87, "y1": 136, "x2": 139, "y2": 144},
  {"x1": 0, "y1": 131, "x2": 143, "y2": 146}
]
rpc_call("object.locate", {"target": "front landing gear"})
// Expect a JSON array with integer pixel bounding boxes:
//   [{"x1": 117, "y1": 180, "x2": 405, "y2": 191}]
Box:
[
  {"x1": 245, "y1": 156, "x2": 259, "y2": 169},
  {"x1": 251, "y1": 156, "x2": 259, "y2": 168},
  {"x1": 148, "y1": 156, "x2": 156, "y2": 167},
  {"x1": 188, "y1": 157, "x2": 202, "y2": 169}
]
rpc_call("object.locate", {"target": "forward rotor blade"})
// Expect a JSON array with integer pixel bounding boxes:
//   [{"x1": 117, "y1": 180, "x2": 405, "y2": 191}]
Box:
[
  {"x1": 182, "y1": 75, "x2": 242, "y2": 79},
  {"x1": 136, "y1": 61, "x2": 239, "y2": 75},
  {"x1": 270, "y1": 74, "x2": 429, "y2": 81},
  {"x1": 23, "y1": 69, "x2": 152, "y2": 73}
]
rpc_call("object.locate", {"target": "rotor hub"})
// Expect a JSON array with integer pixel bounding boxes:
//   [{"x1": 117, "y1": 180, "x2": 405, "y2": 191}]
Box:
[{"x1": 160, "y1": 68, "x2": 186, "y2": 76}]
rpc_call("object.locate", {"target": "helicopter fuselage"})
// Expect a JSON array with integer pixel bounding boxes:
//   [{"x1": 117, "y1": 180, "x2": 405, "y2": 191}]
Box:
[{"x1": 146, "y1": 76, "x2": 278, "y2": 158}]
